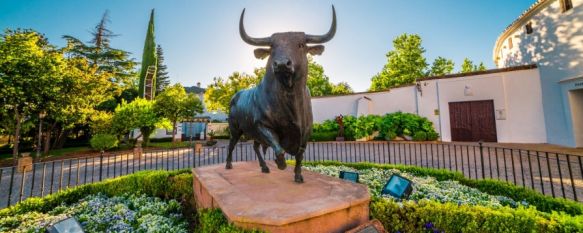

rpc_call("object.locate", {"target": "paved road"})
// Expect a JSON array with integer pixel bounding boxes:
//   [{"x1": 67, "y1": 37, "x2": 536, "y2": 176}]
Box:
[{"x1": 1, "y1": 141, "x2": 582, "y2": 208}]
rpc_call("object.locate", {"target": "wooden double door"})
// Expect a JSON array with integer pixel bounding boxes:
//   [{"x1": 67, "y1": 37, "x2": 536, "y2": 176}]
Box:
[{"x1": 449, "y1": 100, "x2": 498, "y2": 142}]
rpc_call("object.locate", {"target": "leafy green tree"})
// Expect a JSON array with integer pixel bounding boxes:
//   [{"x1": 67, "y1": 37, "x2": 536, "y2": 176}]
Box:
[
  {"x1": 461, "y1": 58, "x2": 487, "y2": 73},
  {"x1": 461, "y1": 58, "x2": 475, "y2": 73},
  {"x1": 155, "y1": 84, "x2": 203, "y2": 144},
  {"x1": 111, "y1": 98, "x2": 169, "y2": 146},
  {"x1": 476, "y1": 62, "x2": 487, "y2": 71},
  {"x1": 90, "y1": 134, "x2": 118, "y2": 152},
  {"x1": 62, "y1": 10, "x2": 136, "y2": 92},
  {"x1": 429, "y1": 56, "x2": 455, "y2": 76},
  {"x1": 370, "y1": 33, "x2": 428, "y2": 91},
  {"x1": 155, "y1": 45, "x2": 170, "y2": 94},
  {"x1": 138, "y1": 9, "x2": 157, "y2": 98},
  {"x1": 204, "y1": 71, "x2": 261, "y2": 113},
  {"x1": 0, "y1": 29, "x2": 65, "y2": 158},
  {"x1": 331, "y1": 82, "x2": 353, "y2": 95}
]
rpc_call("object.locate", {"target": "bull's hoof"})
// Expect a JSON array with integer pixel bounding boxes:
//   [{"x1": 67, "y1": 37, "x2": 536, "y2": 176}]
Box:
[
  {"x1": 275, "y1": 154, "x2": 287, "y2": 170},
  {"x1": 261, "y1": 166, "x2": 270, "y2": 173},
  {"x1": 294, "y1": 174, "x2": 304, "y2": 183},
  {"x1": 225, "y1": 163, "x2": 233, "y2": 169}
]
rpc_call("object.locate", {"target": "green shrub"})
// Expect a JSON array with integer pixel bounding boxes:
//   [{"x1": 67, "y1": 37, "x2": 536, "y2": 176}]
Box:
[
  {"x1": 412, "y1": 131, "x2": 427, "y2": 141},
  {"x1": 426, "y1": 131, "x2": 439, "y2": 141},
  {"x1": 196, "y1": 209, "x2": 262, "y2": 233},
  {"x1": 371, "y1": 198, "x2": 583, "y2": 233},
  {"x1": 150, "y1": 137, "x2": 174, "y2": 142},
  {"x1": 299, "y1": 161, "x2": 583, "y2": 216},
  {"x1": 89, "y1": 134, "x2": 118, "y2": 151},
  {"x1": 0, "y1": 170, "x2": 193, "y2": 218},
  {"x1": 310, "y1": 131, "x2": 338, "y2": 141},
  {"x1": 384, "y1": 130, "x2": 397, "y2": 141}
]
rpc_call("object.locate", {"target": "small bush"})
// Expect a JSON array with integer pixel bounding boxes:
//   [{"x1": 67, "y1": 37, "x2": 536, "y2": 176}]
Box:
[
  {"x1": 384, "y1": 130, "x2": 397, "y2": 141},
  {"x1": 426, "y1": 131, "x2": 439, "y2": 141},
  {"x1": 371, "y1": 198, "x2": 583, "y2": 233},
  {"x1": 310, "y1": 131, "x2": 338, "y2": 141},
  {"x1": 150, "y1": 137, "x2": 174, "y2": 142},
  {"x1": 196, "y1": 209, "x2": 262, "y2": 233},
  {"x1": 89, "y1": 134, "x2": 118, "y2": 151},
  {"x1": 412, "y1": 131, "x2": 427, "y2": 141}
]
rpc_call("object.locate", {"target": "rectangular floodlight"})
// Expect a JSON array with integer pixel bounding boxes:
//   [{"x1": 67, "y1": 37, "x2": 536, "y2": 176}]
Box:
[
  {"x1": 381, "y1": 174, "x2": 413, "y2": 199},
  {"x1": 339, "y1": 171, "x2": 360, "y2": 183},
  {"x1": 47, "y1": 217, "x2": 84, "y2": 233}
]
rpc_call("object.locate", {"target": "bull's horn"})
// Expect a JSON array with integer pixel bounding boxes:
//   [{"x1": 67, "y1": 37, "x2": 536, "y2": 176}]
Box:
[
  {"x1": 305, "y1": 5, "x2": 336, "y2": 44},
  {"x1": 239, "y1": 8, "x2": 271, "y2": 46}
]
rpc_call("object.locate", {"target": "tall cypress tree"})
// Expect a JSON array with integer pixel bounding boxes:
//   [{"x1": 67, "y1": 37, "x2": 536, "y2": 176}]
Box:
[
  {"x1": 155, "y1": 45, "x2": 170, "y2": 94},
  {"x1": 138, "y1": 9, "x2": 157, "y2": 99}
]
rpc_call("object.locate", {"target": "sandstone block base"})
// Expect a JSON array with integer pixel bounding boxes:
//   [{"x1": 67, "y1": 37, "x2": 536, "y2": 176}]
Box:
[{"x1": 193, "y1": 161, "x2": 370, "y2": 233}]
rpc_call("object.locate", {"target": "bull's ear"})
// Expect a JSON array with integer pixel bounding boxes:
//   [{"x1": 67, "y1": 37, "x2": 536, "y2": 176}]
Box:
[
  {"x1": 307, "y1": 45, "x2": 325, "y2": 56},
  {"x1": 254, "y1": 48, "x2": 271, "y2": 59}
]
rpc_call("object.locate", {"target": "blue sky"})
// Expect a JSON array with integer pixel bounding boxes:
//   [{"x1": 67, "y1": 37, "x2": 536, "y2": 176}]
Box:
[{"x1": 0, "y1": 0, "x2": 535, "y2": 91}]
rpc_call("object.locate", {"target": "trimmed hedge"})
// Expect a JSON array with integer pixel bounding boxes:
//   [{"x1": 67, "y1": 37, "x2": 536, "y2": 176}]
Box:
[
  {"x1": 301, "y1": 161, "x2": 583, "y2": 216},
  {"x1": 0, "y1": 170, "x2": 256, "y2": 233},
  {"x1": 371, "y1": 198, "x2": 583, "y2": 233},
  {"x1": 0, "y1": 170, "x2": 194, "y2": 218},
  {"x1": 310, "y1": 131, "x2": 338, "y2": 142}
]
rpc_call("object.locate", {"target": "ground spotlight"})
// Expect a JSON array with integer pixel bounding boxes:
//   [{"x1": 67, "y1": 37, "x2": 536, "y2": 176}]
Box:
[
  {"x1": 47, "y1": 217, "x2": 84, "y2": 233},
  {"x1": 339, "y1": 171, "x2": 360, "y2": 183},
  {"x1": 381, "y1": 174, "x2": 413, "y2": 199}
]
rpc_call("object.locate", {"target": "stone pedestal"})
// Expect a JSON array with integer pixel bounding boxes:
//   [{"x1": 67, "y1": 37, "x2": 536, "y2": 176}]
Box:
[
  {"x1": 194, "y1": 143, "x2": 203, "y2": 154},
  {"x1": 193, "y1": 161, "x2": 370, "y2": 233},
  {"x1": 17, "y1": 155, "x2": 33, "y2": 173},
  {"x1": 133, "y1": 147, "x2": 143, "y2": 160}
]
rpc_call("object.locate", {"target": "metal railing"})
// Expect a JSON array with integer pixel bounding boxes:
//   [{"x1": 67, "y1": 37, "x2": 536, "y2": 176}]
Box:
[{"x1": 1, "y1": 141, "x2": 582, "y2": 208}]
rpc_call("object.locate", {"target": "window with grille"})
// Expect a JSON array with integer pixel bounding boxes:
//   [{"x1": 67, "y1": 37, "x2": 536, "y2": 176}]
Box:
[
  {"x1": 561, "y1": 0, "x2": 573, "y2": 12},
  {"x1": 525, "y1": 22, "x2": 533, "y2": 34}
]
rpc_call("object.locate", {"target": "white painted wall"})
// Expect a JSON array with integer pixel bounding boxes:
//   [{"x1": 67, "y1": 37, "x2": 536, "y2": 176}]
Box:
[
  {"x1": 311, "y1": 68, "x2": 547, "y2": 143},
  {"x1": 494, "y1": 0, "x2": 583, "y2": 146},
  {"x1": 436, "y1": 69, "x2": 546, "y2": 143},
  {"x1": 312, "y1": 87, "x2": 416, "y2": 123},
  {"x1": 568, "y1": 89, "x2": 583, "y2": 147}
]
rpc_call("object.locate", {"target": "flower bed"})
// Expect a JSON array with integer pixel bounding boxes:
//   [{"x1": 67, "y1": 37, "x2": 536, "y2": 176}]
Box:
[
  {"x1": 305, "y1": 165, "x2": 522, "y2": 208},
  {"x1": 303, "y1": 162, "x2": 583, "y2": 233},
  {"x1": 0, "y1": 193, "x2": 188, "y2": 232},
  {"x1": 0, "y1": 170, "x2": 255, "y2": 233}
]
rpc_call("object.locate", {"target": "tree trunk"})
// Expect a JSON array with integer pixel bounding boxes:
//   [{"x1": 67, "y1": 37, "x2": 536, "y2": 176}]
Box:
[
  {"x1": 140, "y1": 127, "x2": 152, "y2": 147},
  {"x1": 13, "y1": 109, "x2": 21, "y2": 159},
  {"x1": 172, "y1": 121, "x2": 177, "y2": 146},
  {"x1": 44, "y1": 122, "x2": 56, "y2": 155},
  {"x1": 53, "y1": 129, "x2": 69, "y2": 149}
]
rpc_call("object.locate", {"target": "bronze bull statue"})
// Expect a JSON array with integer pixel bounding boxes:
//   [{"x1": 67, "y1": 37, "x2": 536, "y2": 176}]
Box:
[{"x1": 225, "y1": 6, "x2": 337, "y2": 183}]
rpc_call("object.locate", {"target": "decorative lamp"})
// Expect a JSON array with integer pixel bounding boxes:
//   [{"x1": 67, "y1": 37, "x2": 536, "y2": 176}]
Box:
[
  {"x1": 381, "y1": 174, "x2": 413, "y2": 199},
  {"x1": 47, "y1": 217, "x2": 84, "y2": 233},
  {"x1": 339, "y1": 171, "x2": 360, "y2": 183}
]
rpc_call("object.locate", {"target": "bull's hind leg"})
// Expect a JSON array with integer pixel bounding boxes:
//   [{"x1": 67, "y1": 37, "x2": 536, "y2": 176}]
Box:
[
  {"x1": 226, "y1": 129, "x2": 242, "y2": 170},
  {"x1": 253, "y1": 141, "x2": 269, "y2": 173}
]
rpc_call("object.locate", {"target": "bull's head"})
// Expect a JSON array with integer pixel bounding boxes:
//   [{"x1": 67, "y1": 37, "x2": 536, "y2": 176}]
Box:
[{"x1": 239, "y1": 6, "x2": 336, "y2": 89}]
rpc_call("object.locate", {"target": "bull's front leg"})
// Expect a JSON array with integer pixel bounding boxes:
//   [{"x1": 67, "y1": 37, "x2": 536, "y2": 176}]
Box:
[
  {"x1": 294, "y1": 147, "x2": 306, "y2": 183},
  {"x1": 257, "y1": 126, "x2": 287, "y2": 170}
]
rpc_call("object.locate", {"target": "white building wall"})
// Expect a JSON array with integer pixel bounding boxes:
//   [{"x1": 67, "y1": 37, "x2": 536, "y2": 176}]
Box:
[
  {"x1": 494, "y1": 0, "x2": 583, "y2": 146},
  {"x1": 311, "y1": 87, "x2": 416, "y2": 123},
  {"x1": 311, "y1": 69, "x2": 547, "y2": 144}
]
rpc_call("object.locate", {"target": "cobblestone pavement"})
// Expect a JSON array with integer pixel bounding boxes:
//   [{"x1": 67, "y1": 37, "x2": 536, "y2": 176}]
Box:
[{"x1": 1, "y1": 141, "x2": 582, "y2": 208}]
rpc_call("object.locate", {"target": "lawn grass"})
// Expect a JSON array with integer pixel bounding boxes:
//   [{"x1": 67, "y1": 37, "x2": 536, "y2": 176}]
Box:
[{"x1": 148, "y1": 141, "x2": 193, "y2": 149}]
